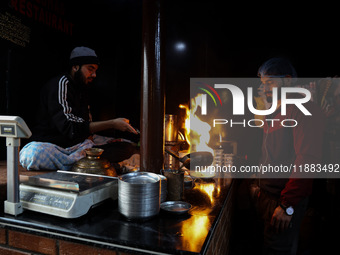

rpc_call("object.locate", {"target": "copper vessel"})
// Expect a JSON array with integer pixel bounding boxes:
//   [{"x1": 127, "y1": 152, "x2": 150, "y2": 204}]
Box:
[{"x1": 72, "y1": 148, "x2": 116, "y2": 176}]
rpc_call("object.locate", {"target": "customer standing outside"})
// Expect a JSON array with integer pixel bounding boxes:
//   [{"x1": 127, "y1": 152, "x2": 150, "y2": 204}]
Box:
[{"x1": 250, "y1": 57, "x2": 325, "y2": 254}]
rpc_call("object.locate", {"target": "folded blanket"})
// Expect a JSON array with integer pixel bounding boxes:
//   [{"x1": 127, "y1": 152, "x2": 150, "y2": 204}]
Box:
[{"x1": 19, "y1": 135, "x2": 125, "y2": 170}]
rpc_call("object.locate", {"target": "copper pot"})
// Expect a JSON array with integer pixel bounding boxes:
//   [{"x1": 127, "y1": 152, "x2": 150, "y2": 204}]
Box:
[{"x1": 72, "y1": 148, "x2": 115, "y2": 176}]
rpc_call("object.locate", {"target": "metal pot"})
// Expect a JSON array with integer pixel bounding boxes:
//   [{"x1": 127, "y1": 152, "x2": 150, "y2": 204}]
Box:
[
  {"x1": 164, "y1": 114, "x2": 178, "y2": 144},
  {"x1": 118, "y1": 172, "x2": 160, "y2": 220},
  {"x1": 158, "y1": 174, "x2": 167, "y2": 203},
  {"x1": 161, "y1": 169, "x2": 184, "y2": 201},
  {"x1": 72, "y1": 148, "x2": 114, "y2": 175}
]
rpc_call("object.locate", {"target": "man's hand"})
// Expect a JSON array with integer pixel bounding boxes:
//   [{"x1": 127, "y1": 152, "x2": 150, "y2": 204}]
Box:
[
  {"x1": 111, "y1": 118, "x2": 138, "y2": 134},
  {"x1": 270, "y1": 206, "x2": 292, "y2": 233},
  {"x1": 89, "y1": 118, "x2": 138, "y2": 134}
]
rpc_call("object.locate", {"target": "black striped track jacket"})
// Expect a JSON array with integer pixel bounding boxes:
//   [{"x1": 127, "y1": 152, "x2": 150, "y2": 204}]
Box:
[{"x1": 30, "y1": 74, "x2": 91, "y2": 148}]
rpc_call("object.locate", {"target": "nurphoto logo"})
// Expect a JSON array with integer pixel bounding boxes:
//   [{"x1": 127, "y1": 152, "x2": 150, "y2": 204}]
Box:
[
  {"x1": 191, "y1": 78, "x2": 313, "y2": 128},
  {"x1": 189, "y1": 78, "x2": 338, "y2": 179}
]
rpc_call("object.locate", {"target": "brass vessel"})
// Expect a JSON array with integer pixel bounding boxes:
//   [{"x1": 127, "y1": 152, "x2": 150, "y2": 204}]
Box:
[{"x1": 72, "y1": 148, "x2": 116, "y2": 176}]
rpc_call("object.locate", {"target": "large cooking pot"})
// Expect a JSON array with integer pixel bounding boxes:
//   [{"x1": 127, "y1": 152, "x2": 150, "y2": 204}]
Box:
[{"x1": 118, "y1": 172, "x2": 161, "y2": 220}]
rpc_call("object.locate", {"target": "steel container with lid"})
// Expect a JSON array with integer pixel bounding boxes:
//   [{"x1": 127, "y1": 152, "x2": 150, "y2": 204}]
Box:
[{"x1": 118, "y1": 172, "x2": 161, "y2": 220}]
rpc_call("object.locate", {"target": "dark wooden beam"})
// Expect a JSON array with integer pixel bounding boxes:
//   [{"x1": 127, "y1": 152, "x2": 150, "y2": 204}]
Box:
[{"x1": 140, "y1": 0, "x2": 165, "y2": 173}]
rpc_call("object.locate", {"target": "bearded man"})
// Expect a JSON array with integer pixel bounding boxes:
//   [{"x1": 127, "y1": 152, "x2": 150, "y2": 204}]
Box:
[{"x1": 20, "y1": 47, "x2": 138, "y2": 170}]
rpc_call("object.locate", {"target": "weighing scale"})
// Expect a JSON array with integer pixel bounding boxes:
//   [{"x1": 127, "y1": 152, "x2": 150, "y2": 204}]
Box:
[
  {"x1": 0, "y1": 116, "x2": 32, "y2": 216},
  {"x1": 0, "y1": 115, "x2": 118, "y2": 218},
  {"x1": 20, "y1": 171, "x2": 118, "y2": 218}
]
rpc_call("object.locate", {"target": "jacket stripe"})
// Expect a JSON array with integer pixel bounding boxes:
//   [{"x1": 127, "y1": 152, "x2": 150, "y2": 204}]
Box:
[{"x1": 58, "y1": 76, "x2": 85, "y2": 123}]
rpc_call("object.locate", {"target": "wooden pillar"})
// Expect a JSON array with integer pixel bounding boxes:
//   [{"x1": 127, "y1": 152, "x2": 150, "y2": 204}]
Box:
[{"x1": 140, "y1": 0, "x2": 165, "y2": 173}]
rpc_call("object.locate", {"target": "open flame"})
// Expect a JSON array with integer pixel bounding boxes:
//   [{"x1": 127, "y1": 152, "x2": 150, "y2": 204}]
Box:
[
  {"x1": 179, "y1": 94, "x2": 214, "y2": 154},
  {"x1": 179, "y1": 104, "x2": 190, "y2": 146}
]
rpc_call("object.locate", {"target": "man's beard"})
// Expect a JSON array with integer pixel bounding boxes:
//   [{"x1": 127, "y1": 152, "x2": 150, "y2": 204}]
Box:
[{"x1": 74, "y1": 69, "x2": 92, "y2": 86}]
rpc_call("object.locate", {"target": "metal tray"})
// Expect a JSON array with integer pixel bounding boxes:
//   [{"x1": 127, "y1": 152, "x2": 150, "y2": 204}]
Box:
[{"x1": 160, "y1": 201, "x2": 192, "y2": 214}]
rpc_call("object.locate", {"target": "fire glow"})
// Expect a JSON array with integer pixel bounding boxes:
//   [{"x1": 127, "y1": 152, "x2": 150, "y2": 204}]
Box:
[{"x1": 179, "y1": 94, "x2": 214, "y2": 155}]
